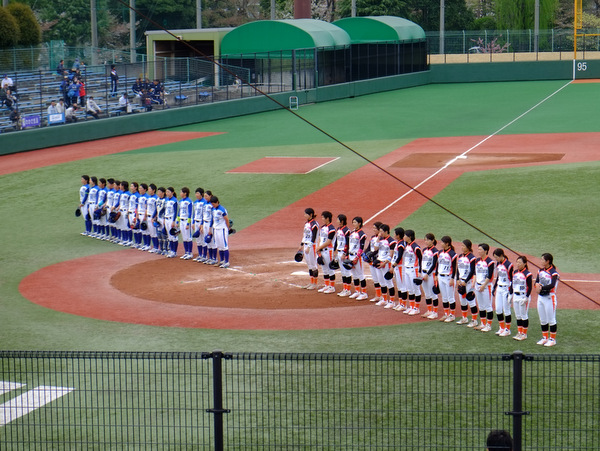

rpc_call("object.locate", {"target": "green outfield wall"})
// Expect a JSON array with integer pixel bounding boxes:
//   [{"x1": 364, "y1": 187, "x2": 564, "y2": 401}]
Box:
[{"x1": 1, "y1": 59, "x2": 583, "y2": 155}]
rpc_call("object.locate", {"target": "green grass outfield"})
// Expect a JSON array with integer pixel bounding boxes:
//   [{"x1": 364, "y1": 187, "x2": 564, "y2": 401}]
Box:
[{"x1": 0, "y1": 80, "x2": 599, "y2": 354}]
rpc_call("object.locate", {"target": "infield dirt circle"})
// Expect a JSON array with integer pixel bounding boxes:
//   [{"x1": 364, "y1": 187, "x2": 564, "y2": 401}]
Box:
[{"x1": 16, "y1": 131, "x2": 600, "y2": 329}]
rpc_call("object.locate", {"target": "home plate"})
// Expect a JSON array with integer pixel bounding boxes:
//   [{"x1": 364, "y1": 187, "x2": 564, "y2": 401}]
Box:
[{"x1": 292, "y1": 271, "x2": 309, "y2": 276}]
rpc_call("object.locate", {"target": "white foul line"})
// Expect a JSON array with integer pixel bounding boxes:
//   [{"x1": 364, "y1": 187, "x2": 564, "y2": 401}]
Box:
[
  {"x1": 0, "y1": 381, "x2": 25, "y2": 396},
  {"x1": 0, "y1": 385, "x2": 75, "y2": 426},
  {"x1": 366, "y1": 80, "x2": 573, "y2": 224},
  {"x1": 306, "y1": 157, "x2": 340, "y2": 174}
]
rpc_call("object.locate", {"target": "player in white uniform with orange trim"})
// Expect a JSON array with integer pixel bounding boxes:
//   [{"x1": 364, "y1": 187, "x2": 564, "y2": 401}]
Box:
[
  {"x1": 456, "y1": 239, "x2": 478, "y2": 325},
  {"x1": 366, "y1": 222, "x2": 383, "y2": 303},
  {"x1": 374, "y1": 224, "x2": 396, "y2": 309},
  {"x1": 512, "y1": 255, "x2": 533, "y2": 341},
  {"x1": 347, "y1": 217, "x2": 368, "y2": 300},
  {"x1": 421, "y1": 233, "x2": 440, "y2": 319},
  {"x1": 391, "y1": 227, "x2": 407, "y2": 311},
  {"x1": 492, "y1": 248, "x2": 513, "y2": 337},
  {"x1": 535, "y1": 253, "x2": 560, "y2": 347},
  {"x1": 316, "y1": 211, "x2": 336, "y2": 294},
  {"x1": 299, "y1": 208, "x2": 319, "y2": 290},
  {"x1": 334, "y1": 214, "x2": 353, "y2": 297},
  {"x1": 437, "y1": 236, "x2": 457, "y2": 322},
  {"x1": 402, "y1": 229, "x2": 423, "y2": 316},
  {"x1": 474, "y1": 243, "x2": 495, "y2": 332}
]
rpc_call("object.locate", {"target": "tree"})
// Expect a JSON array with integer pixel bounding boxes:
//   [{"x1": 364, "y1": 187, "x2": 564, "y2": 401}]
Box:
[
  {"x1": 409, "y1": 0, "x2": 475, "y2": 31},
  {"x1": 337, "y1": 0, "x2": 410, "y2": 19},
  {"x1": 6, "y1": 3, "x2": 41, "y2": 46},
  {"x1": 0, "y1": 7, "x2": 20, "y2": 49},
  {"x1": 495, "y1": 0, "x2": 558, "y2": 30}
]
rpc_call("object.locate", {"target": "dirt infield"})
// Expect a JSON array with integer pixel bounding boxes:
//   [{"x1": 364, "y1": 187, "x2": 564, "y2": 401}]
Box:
[
  {"x1": 227, "y1": 157, "x2": 339, "y2": 174},
  {"x1": 15, "y1": 132, "x2": 600, "y2": 329}
]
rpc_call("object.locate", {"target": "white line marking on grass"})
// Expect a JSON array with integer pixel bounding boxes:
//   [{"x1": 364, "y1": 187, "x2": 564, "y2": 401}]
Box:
[
  {"x1": 366, "y1": 80, "x2": 573, "y2": 224},
  {"x1": 0, "y1": 381, "x2": 25, "y2": 395},
  {"x1": 306, "y1": 157, "x2": 340, "y2": 173},
  {"x1": 0, "y1": 386, "x2": 75, "y2": 426}
]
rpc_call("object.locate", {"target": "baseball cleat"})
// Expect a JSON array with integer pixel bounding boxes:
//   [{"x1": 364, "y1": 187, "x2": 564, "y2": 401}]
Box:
[
  {"x1": 356, "y1": 293, "x2": 368, "y2": 301},
  {"x1": 456, "y1": 317, "x2": 469, "y2": 325},
  {"x1": 318, "y1": 286, "x2": 327, "y2": 293},
  {"x1": 466, "y1": 320, "x2": 478, "y2": 328},
  {"x1": 324, "y1": 287, "x2": 336, "y2": 294},
  {"x1": 495, "y1": 328, "x2": 504, "y2": 336},
  {"x1": 481, "y1": 324, "x2": 492, "y2": 332},
  {"x1": 445, "y1": 314, "x2": 456, "y2": 323},
  {"x1": 375, "y1": 299, "x2": 386, "y2": 306},
  {"x1": 348, "y1": 292, "x2": 359, "y2": 299},
  {"x1": 408, "y1": 308, "x2": 420, "y2": 316},
  {"x1": 536, "y1": 338, "x2": 548, "y2": 346},
  {"x1": 428, "y1": 312, "x2": 438, "y2": 320},
  {"x1": 219, "y1": 262, "x2": 230, "y2": 268},
  {"x1": 383, "y1": 301, "x2": 395, "y2": 309},
  {"x1": 306, "y1": 284, "x2": 317, "y2": 290},
  {"x1": 543, "y1": 338, "x2": 556, "y2": 347},
  {"x1": 438, "y1": 314, "x2": 447, "y2": 322},
  {"x1": 513, "y1": 333, "x2": 523, "y2": 341},
  {"x1": 500, "y1": 329, "x2": 512, "y2": 337}
]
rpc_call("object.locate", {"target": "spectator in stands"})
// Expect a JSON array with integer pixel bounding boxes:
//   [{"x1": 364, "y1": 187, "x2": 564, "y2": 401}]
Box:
[
  {"x1": 119, "y1": 92, "x2": 131, "y2": 113},
  {"x1": 3, "y1": 89, "x2": 17, "y2": 111},
  {"x1": 47, "y1": 100, "x2": 59, "y2": 116},
  {"x1": 60, "y1": 76, "x2": 71, "y2": 106},
  {"x1": 78, "y1": 80, "x2": 86, "y2": 106},
  {"x1": 132, "y1": 78, "x2": 143, "y2": 97},
  {"x1": 86, "y1": 96, "x2": 102, "y2": 119},
  {"x1": 150, "y1": 80, "x2": 164, "y2": 105},
  {"x1": 68, "y1": 80, "x2": 81, "y2": 107},
  {"x1": 57, "y1": 99, "x2": 66, "y2": 115},
  {"x1": 65, "y1": 104, "x2": 79, "y2": 123},
  {"x1": 9, "y1": 109, "x2": 21, "y2": 130},
  {"x1": 141, "y1": 89, "x2": 152, "y2": 111},
  {"x1": 56, "y1": 60, "x2": 65, "y2": 76},
  {"x1": 72, "y1": 58, "x2": 81, "y2": 71},
  {"x1": 1, "y1": 74, "x2": 13, "y2": 90},
  {"x1": 110, "y1": 65, "x2": 119, "y2": 97}
]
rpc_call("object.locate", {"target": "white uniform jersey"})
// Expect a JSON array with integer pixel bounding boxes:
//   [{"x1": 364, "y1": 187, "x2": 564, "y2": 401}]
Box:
[
  {"x1": 457, "y1": 253, "x2": 475, "y2": 281},
  {"x1": 155, "y1": 197, "x2": 166, "y2": 219},
  {"x1": 377, "y1": 236, "x2": 395, "y2": 262},
  {"x1": 421, "y1": 246, "x2": 438, "y2": 275},
  {"x1": 496, "y1": 259, "x2": 512, "y2": 287},
  {"x1": 88, "y1": 185, "x2": 99, "y2": 208},
  {"x1": 302, "y1": 220, "x2": 319, "y2": 245},
  {"x1": 348, "y1": 229, "x2": 365, "y2": 257},
  {"x1": 403, "y1": 243, "x2": 419, "y2": 268},
  {"x1": 164, "y1": 197, "x2": 177, "y2": 220},
  {"x1": 97, "y1": 187, "x2": 108, "y2": 208},
  {"x1": 128, "y1": 192, "x2": 138, "y2": 214},
  {"x1": 335, "y1": 226, "x2": 349, "y2": 253},
  {"x1": 512, "y1": 269, "x2": 530, "y2": 296},
  {"x1": 475, "y1": 257, "x2": 494, "y2": 284},
  {"x1": 178, "y1": 197, "x2": 192, "y2": 222},
  {"x1": 119, "y1": 192, "x2": 130, "y2": 213},
  {"x1": 319, "y1": 224, "x2": 335, "y2": 249},
  {"x1": 137, "y1": 194, "x2": 148, "y2": 219},
  {"x1": 202, "y1": 202, "x2": 213, "y2": 224},
  {"x1": 193, "y1": 199, "x2": 205, "y2": 222},
  {"x1": 106, "y1": 189, "x2": 116, "y2": 210},
  {"x1": 212, "y1": 205, "x2": 228, "y2": 229},
  {"x1": 79, "y1": 185, "x2": 89, "y2": 205},
  {"x1": 437, "y1": 249, "x2": 456, "y2": 276}
]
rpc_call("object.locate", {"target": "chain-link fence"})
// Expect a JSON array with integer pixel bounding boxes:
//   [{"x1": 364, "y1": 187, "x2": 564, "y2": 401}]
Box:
[{"x1": 1, "y1": 351, "x2": 598, "y2": 450}]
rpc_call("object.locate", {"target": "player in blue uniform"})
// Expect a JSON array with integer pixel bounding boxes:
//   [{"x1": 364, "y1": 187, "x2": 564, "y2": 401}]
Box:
[
  {"x1": 87, "y1": 177, "x2": 99, "y2": 237},
  {"x1": 178, "y1": 187, "x2": 194, "y2": 260},
  {"x1": 145, "y1": 184, "x2": 158, "y2": 253},
  {"x1": 164, "y1": 187, "x2": 179, "y2": 258},
  {"x1": 192, "y1": 188, "x2": 206, "y2": 262},
  {"x1": 79, "y1": 175, "x2": 90, "y2": 236},
  {"x1": 96, "y1": 178, "x2": 108, "y2": 240},
  {"x1": 137, "y1": 183, "x2": 150, "y2": 250},
  {"x1": 117, "y1": 181, "x2": 130, "y2": 246},
  {"x1": 127, "y1": 182, "x2": 139, "y2": 248},
  {"x1": 202, "y1": 190, "x2": 217, "y2": 264},
  {"x1": 209, "y1": 195, "x2": 230, "y2": 268},
  {"x1": 154, "y1": 187, "x2": 167, "y2": 255}
]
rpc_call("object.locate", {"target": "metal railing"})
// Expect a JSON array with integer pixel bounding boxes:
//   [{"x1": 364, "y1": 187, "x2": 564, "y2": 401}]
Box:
[{"x1": 1, "y1": 351, "x2": 598, "y2": 450}]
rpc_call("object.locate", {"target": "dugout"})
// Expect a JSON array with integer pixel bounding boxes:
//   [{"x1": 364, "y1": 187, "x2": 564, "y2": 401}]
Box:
[
  {"x1": 220, "y1": 19, "x2": 352, "y2": 90},
  {"x1": 145, "y1": 28, "x2": 232, "y2": 82},
  {"x1": 333, "y1": 16, "x2": 428, "y2": 80}
]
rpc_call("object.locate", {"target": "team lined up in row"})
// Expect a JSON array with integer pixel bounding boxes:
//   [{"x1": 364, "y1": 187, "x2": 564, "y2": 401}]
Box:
[
  {"x1": 78, "y1": 176, "x2": 231, "y2": 268},
  {"x1": 299, "y1": 208, "x2": 560, "y2": 347}
]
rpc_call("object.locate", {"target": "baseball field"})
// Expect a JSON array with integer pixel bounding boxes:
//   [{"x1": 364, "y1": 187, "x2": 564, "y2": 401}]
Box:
[{"x1": 1, "y1": 79, "x2": 599, "y2": 355}]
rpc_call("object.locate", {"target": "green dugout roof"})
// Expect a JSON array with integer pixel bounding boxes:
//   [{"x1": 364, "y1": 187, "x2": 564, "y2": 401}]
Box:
[
  {"x1": 220, "y1": 19, "x2": 351, "y2": 55},
  {"x1": 333, "y1": 16, "x2": 426, "y2": 43}
]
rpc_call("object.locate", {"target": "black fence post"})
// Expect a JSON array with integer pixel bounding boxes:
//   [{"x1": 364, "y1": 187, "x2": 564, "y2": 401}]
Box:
[
  {"x1": 507, "y1": 350, "x2": 530, "y2": 451},
  {"x1": 206, "y1": 350, "x2": 230, "y2": 451}
]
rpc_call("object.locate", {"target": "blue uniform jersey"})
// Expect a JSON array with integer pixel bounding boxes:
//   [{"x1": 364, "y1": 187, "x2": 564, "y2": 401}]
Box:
[
  {"x1": 88, "y1": 185, "x2": 99, "y2": 207},
  {"x1": 128, "y1": 192, "x2": 139, "y2": 214},
  {"x1": 119, "y1": 191, "x2": 130, "y2": 212},
  {"x1": 137, "y1": 193, "x2": 149, "y2": 218},
  {"x1": 193, "y1": 199, "x2": 205, "y2": 222},
  {"x1": 164, "y1": 197, "x2": 178, "y2": 220},
  {"x1": 97, "y1": 187, "x2": 108, "y2": 208},
  {"x1": 113, "y1": 190, "x2": 122, "y2": 210},
  {"x1": 202, "y1": 201, "x2": 213, "y2": 224},
  {"x1": 146, "y1": 194, "x2": 157, "y2": 219}
]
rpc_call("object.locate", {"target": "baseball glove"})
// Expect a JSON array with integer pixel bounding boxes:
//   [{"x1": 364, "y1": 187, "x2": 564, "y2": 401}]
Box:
[
  {"x1": 192, "y1": 229, "x2": 201, "y2": 239},
  {"x1": 140, "y1": 221, "x2": 148, "y2": 231},
  {"x1": 170, "y1": 227, "x2": 180, "y2": 236},
  {"x1": 362, "y1": 250, "x2": 374, "y2": 263},
  {"x1": 294, "y1": 251, "x2": 304, "y2": 262},
  {"x1": 466, "y1": 291, "x2": 475, "y2": 301},
  {"x1": 75, "y1": 207, "x2": 81, "y2": 217},
  {"x1": 228, "y1": 218, "x2": 236, "y2": 235},
  {"x1": 457, "y1": 284, "x2": 466, "y2": 295},
  {"x1": 384, "y1": 271, "x2": 394, "y2": 280},
  {"x1": 539, "y1": 287, "x2": 550, "y2": 296},
  {"x1": 93, "y1": 209, "x2": 102, "y2": 220},
  {"x1": 316, "y1": 255, "x2": 325, "y2": 266},
  {"x1": 372, "y1": 258, "x2": 381, "y2": 268},
  {"x1": 413, "y1": 278, "x2": 423, "y2": 286},
  {"x1": 329, "y1": 260, "x2": 340, "y2": 270},
  {"x1": 204, "y1": 233, "x2": 213, "y2": 243},
  {"x1": 432, "y1": 285, "x2": 440, "y2": 295},
  {"x1": 342, "y1": 259, "x2": 354, "y2": 270}
]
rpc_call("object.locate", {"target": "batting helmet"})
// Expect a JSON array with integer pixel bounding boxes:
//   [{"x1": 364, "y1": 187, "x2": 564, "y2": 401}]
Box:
[
  {"x1": 329, "y1": 260, "x2": 340, "y2": 270},
  {"x1": 432, "y1": 285, "x2": 440, "y2": 295},
  {"x1": 75, "y1": 207, "x2": 81, "y2": 217},
  {"x1": 457, "y1": 285, "x2": 466, "y2": 295},
  {"x1": 466, "y1": 291, "x2": 476, "y2": 301},
  {"x1": 384, "y1": 271, "x2": 394, "y2": 280},
  {"x1": 342, "y1": 259, "x2": 354, "y2": 270},
  {"x1": 170, "y1": 227, "x2": 180, "y2": 236},
  {"x1": 140, "y1": 222, "x2": 148, "y2": 231},
  {"x1": 204, "y1": 233, "x2": 213, "y2": 243},
  {"x1": 294, "y1": 251, "x2": 304, "y2": 262}
]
